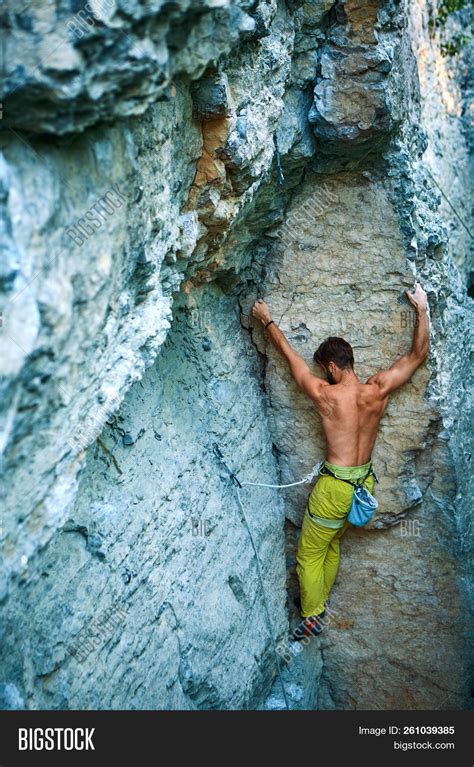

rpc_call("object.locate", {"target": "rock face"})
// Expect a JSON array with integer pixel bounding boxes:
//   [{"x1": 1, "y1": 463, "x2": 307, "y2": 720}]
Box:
[
  {"x1": 0, "y1": 0, "x2": 267, "y2": 135},
  {"x1": 1, "y1": 286, "x2": 289, "y2": 709},
  {"x1": 309, "y1": 0, "x2": 403, "y2": 153},
  {"x1": 0, "y1": 0, "x2": 472, "y2": 710},
  {"x1": 249, "y1": 175, "x2": 433, "y2": 527},
  {"x1": 255, "y1": 173, "x2": 470, "y2": 709}
]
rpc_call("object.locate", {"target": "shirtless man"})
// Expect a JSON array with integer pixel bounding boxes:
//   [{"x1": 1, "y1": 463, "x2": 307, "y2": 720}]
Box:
[{"x1": 251, "y1": 283, "x2": 429, "y2": 638}]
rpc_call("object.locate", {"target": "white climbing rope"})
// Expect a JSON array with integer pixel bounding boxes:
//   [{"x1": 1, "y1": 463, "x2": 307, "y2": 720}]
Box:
[
  {"x1": 213, "y1": 445, "x2": 322, "y2": 711},
  {"x1": 240, "y1": 462, "x2": 323, "y2": 490}
]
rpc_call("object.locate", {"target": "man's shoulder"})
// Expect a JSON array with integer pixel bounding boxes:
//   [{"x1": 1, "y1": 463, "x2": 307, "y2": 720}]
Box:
[
  {"x1": 365, "y1": 372, "x2": 383, "y2": 387},
  {"x1": 363, "y1": 374, "x2": 389, "y2": 402}
]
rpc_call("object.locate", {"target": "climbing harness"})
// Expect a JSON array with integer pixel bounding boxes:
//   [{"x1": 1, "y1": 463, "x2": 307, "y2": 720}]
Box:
[
  {"x1": 318, "y1": 462, "x2": 378, "y2": 485},
  {"x1": 306, "y1": 509, "x2": 346, "y2": 529},
  {"x1": 213, "y1": 444, "x2": 321, "y2": 710},
  {"x1": 318, "y1": 462, "x2": 379, "y2": 527}
]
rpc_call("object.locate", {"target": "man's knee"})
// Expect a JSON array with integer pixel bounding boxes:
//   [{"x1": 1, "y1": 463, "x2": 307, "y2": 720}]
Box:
[{"x1": 297, "y1": 546, "x2": 329, "y2": 567}]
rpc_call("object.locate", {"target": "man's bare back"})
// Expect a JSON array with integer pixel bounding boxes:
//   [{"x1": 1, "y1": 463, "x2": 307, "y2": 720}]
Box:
[
  {"x1": 312, "y1": 377, "x2": 388, "y2": 466},
  {"x1": 252, "y1": 283, "x2": 429, "y2": 467}
]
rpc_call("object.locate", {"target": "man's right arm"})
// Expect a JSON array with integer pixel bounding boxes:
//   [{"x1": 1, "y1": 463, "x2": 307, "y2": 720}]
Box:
[{"x1": 368, "y1": 283, "x2": 429, "y2": 398}]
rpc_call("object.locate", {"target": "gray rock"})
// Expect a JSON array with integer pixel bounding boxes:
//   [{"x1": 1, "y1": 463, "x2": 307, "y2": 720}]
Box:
[
  {"x1": 0, "y1": 0, "x2": 472, "y2": 711},
  {"x1": 0, "y1": 0, "x2": 271, "y2": 134},
  {"x1": 0, "y1": 682, "x2": 25, "y2": 711}
]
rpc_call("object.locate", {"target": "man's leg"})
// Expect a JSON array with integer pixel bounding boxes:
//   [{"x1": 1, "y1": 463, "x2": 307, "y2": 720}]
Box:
[
  {"x1": 319, "y1": 476, "x2": 375, "y2": 605},
  {"x1": 296, "y1": 510, "x2": 339, "y2": 617},
  {"x1": 321, "y1": 521, "x2": 349, "y2": 607}
]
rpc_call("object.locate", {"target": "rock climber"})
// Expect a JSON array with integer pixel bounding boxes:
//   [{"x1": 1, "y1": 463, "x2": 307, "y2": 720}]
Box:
[{"x1": 251, "y1": 283, "x2": 429, "y2": 640}]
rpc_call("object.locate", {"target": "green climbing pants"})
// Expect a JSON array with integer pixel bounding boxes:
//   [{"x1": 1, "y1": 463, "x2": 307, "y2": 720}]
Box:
[{"x1": 296, "y1": 460, "x2": 375, "y2": 618}]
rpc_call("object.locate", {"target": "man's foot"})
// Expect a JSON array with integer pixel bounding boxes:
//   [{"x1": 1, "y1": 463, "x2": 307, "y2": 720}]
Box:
[{"x1": 293, "y1": 613, "x2": 325, "y2": 640}]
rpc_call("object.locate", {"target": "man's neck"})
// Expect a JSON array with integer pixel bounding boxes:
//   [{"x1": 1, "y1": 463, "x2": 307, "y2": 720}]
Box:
[{"x1": 338, "y1": 368, "x2": 359, "y2": 385}]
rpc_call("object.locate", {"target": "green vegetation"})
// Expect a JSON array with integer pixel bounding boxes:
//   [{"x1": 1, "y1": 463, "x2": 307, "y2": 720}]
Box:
[
  {"x1": 435, "y1": 0, "x2": 470, "y2": 27},
  {"x1": 429, "y1": 0, "x2": 471, "y2": 56},
  {"x1": 440, "y1": 32, "x2": 469, "y2": 56}
]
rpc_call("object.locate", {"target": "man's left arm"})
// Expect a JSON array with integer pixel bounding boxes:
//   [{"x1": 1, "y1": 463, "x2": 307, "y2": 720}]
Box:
[{"x1": 251, "y1": 299, "x2": 327, "y2": 401}]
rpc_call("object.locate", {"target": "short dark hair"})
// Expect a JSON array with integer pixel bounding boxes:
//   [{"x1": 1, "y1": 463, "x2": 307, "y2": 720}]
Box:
[{"x1": 313, "y1": 337, "x2": 354, "y2": 370}]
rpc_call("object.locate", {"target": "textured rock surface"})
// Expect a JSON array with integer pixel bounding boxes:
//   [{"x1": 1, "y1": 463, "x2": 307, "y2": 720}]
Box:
[
  {"x1": 1, "y1": 286, "x2": 288, "y2": 709},
  {"x1": 248, "y1": 174, "x2": 434, "y2": 528},
  {"x1": 0, "y1": 1, "x2": 300, "y2": 589},
  {"x1": 309, "y1": 0, "x2": 403, "y2": 153},
  {"x1": 1, "y1": 0, "x2": 270, "y2": 134},
  {"x1": 0, "y1": 0, "x2": 472, "y2": 710},
  {"x1": 250, "y1": 166, "x2": 471, "y2": 709}
]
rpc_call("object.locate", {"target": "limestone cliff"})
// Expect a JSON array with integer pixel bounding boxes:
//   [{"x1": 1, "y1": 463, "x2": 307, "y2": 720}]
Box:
[{"x1": 0, "y1": 0, "x2": 472, "y2": 710}]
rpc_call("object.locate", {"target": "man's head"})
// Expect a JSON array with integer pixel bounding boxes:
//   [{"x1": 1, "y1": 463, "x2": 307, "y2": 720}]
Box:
[{"x1": 313, "y1": 337, "x2": 354, "y2": 384}]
